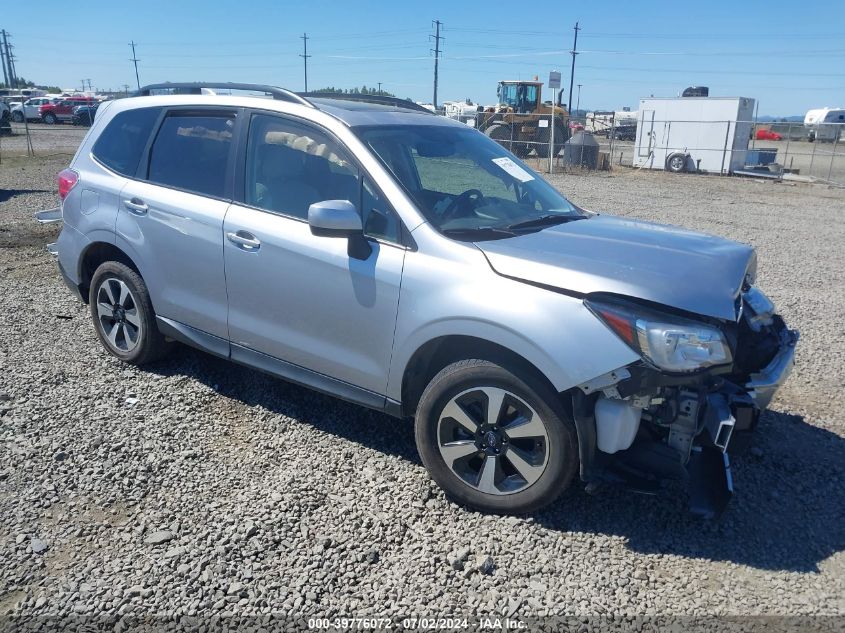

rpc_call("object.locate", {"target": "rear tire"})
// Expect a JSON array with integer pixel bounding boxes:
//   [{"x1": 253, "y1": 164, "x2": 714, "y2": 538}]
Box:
[
  {"x1": 89, "y1": 261, "x2": 172, "y2": 365},
  {"x1": 43, "y1": 113, "x2": 58, "y2": 125},
  {"x1": 415, "y1": 359, "x2": 578, "y2": 514},
  {"x1": 11, "y1": 111, "x2": 24, "y2": 123}
]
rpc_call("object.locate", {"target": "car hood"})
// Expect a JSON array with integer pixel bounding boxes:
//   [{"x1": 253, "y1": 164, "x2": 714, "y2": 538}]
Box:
[{"x1": 476, "y1": 215, "x2": 755, "y2": 321}]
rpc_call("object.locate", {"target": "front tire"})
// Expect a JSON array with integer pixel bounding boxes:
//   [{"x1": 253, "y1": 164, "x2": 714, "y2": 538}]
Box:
[
  {"x1": 415, "y1": 359, "x2": 578, "y2": 514},
  {"x1": 89, "y1": 261, "x2": 171, "y2": 365},
  {"x1": 43, "y1": 113, "x2": 58, "y2": 125},
  {"x1": 11, "y1": 111, "x2": 24, "y2": 123}
]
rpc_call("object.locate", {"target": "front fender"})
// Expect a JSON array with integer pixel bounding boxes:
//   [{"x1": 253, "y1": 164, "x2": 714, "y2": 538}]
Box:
[{"x1": 386, "y1": 243, "x2": 639, "y2": 402}]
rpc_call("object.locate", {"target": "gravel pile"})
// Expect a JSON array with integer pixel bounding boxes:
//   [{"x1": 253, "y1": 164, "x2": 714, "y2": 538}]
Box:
[{"x1": 1, "y1": 156, "x2": 843, "y2": 630}]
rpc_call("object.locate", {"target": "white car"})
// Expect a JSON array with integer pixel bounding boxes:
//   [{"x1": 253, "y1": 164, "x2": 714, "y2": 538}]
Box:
[
  {"x1": 0, "y1": 100, "x2": 11, "y2": 134},
  {"x1": 11, "y1": 96, "x2": 59, "y2": 122}
]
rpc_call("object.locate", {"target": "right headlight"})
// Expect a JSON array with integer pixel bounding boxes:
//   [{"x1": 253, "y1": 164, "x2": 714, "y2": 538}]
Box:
[{"x1": 585, "y1": 298, "x2": 732, "y2": 373}]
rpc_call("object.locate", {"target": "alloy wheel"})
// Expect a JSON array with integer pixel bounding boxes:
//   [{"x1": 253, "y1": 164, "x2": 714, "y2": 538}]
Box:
[
  {"x1": 95, "y1": 277, "x2": 142, "y2": 353},
  {"x1": 669, "y1": 155, "x2": 685, "y2": 172},
  {"x1": 437, "y1": 387, "x2": 549, "y2": 495}
]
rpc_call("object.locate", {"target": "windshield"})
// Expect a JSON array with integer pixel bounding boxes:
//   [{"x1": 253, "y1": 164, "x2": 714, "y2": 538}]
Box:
[{"x1": 355, "y1": 124, "x2": 583, "y2": 240}]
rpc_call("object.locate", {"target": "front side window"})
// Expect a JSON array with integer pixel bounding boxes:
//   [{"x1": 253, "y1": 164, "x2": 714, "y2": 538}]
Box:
[
  {"x1": 92, "y1": 107, "x2": 161, "y2": 177},
  {"x1": 356, "y1": 124, "x2": 582, "y2": 240},
  {"x1": 245, "y1": 114, "x2": 358, "y2": 220},
  {"x1": 147, "y1": 112, "x2": 235, "y2": 198}
]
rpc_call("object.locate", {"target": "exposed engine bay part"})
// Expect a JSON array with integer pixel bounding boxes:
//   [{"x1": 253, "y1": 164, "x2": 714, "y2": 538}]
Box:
[
  {"x1": 578, "y1": 368, "x2": 631, "y2": 399},
  {"x1": 594, "y1": 396, "x2": 641, "y2": 454},
  {"x1": 570, "y1": 286, "x2": 797, "y2": 518},
  {"x1": 665, "y1": 390, "x2": 701, "y2": 463},
  {"x1": 703, "y1": 394, "x2": 735, "y2": 452}
]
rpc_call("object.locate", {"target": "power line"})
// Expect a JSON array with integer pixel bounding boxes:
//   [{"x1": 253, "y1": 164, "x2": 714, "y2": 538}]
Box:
[
  {"x1": 129, "y1": 40, "x2": 141, "y2": 91},
  {"x1": 300, "y1": 33, "x2": 311, "y2": 92},
  {"x1": 431, "y1": 20, "x2": 443, "y2": 108}
]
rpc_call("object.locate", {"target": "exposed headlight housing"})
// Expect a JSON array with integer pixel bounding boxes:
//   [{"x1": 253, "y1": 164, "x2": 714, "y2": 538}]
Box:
[{"x1": 586, "y1": 298, "x2": 732, "y2": 373}]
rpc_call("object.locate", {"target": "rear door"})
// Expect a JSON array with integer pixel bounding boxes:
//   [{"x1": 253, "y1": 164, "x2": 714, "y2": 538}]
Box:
[{"x1": 116, "y1": 107, "x2": 240, "y2": 340}]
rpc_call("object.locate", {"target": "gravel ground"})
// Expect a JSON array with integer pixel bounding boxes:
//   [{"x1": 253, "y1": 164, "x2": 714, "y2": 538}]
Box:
[{"x1": 1, "y1": 156, "x2": 844, "y2": 631}]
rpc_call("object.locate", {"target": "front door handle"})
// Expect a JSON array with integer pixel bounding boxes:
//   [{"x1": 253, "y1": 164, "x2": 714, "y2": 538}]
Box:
[
  {"x1": 226, "y1": 230, "x2": 261, "y2": 251},
  {"x1": 123, "y1": 198, "x2": 148, "y2": 215}
]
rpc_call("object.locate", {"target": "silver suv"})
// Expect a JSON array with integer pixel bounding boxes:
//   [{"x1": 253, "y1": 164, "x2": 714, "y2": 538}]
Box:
[{"x1": 52, "y1": 83, "x2": 797, "y2": 517}]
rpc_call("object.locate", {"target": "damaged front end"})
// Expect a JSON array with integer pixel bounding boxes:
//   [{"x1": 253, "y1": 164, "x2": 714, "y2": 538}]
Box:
[{"x1": 574, "y1": 287, "x2": 798, "y2": 518}]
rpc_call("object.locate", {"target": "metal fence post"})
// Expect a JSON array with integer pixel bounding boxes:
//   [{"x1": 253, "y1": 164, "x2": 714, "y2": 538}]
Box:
[
  {"x1": 608, "y1": 115, "x2": 616, "y2": 172},
  {"x1": 809, "y1": 134, "x2": 818, "y2": 177},
  {"x1": 22, "y1": 109, "x2": 34, "y2": 156},
  {"x1": 783, "y1": 123, "x2": 791, "y2": 172},
  {"x1": 827, "y1": 129, "x2": 839, "y2": 183}
]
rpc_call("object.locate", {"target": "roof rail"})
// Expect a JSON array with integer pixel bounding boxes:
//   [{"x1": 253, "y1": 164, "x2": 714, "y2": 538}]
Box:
[
  {"x1": 299, "y1": 92, "x2": 435, "y2": 114},
  {"x1": 135, "y1": 82, "x2": 313, "y2": 108}
]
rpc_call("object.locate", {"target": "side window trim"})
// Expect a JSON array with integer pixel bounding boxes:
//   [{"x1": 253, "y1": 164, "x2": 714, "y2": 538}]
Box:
[
  {"x1": 360, "y1": 175, "x2": 406, "y2": 247},
  {"x1": 235, "y1": 108, "x2": 411, "y2": 248},
  {"x1": 139, "y1": 106, "x2": 243, "y2": 201}
]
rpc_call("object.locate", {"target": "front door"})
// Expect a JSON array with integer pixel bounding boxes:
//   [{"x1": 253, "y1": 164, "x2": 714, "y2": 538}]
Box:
[{"x1": 223, "y1": 113, "x2": 405, "y2": 395}]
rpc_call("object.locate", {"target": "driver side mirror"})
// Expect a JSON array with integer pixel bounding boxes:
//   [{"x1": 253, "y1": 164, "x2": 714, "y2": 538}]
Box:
[{"x1": 308, "y1": 199, "x2": 372, "y2": 260}]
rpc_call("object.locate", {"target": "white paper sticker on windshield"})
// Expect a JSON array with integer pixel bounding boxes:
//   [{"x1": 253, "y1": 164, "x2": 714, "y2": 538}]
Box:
[{"x1": 492, "y1": 157, "x2": 534, "y2": 182}]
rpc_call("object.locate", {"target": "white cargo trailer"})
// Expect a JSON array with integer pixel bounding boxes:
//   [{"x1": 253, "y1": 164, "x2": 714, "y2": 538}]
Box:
[{"x1": 633, "y1": 97, "x2": 756, "y2": 174}]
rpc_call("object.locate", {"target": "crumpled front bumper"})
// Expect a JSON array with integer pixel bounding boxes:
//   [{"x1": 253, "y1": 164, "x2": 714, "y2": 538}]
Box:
[{"x1": 745, "y1": 327, "x2": 800, "y2": 410}]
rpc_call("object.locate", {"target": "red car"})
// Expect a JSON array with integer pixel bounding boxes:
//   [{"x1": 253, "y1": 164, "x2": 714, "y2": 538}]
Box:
[
  {"x1": 755, "y1": 128, "x2": 782, "y2": 141},
  {"x1": 39, "y1": 97, "x2": 97, "y2": 125}
]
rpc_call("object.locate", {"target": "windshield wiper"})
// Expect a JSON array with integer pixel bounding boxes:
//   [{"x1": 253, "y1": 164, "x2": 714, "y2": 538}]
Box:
[
  {"x1": 441, "y1": 226, "x2": 516, "y2": 240},
  {"x1": 504, "y1": 214, "x2": 586, "y2": 232}
]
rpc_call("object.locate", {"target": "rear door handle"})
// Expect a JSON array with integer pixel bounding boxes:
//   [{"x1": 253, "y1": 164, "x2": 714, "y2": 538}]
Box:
[
  {"x1": 226, "y1": 230, "x2": 261, "y2": 251},
  {"x1": 123, "y1": 198, "x2": 148, "y2": 215}
]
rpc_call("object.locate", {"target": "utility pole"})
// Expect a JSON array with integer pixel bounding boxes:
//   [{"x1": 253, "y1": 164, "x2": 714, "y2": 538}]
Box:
[
  {"x1": 430, "y1": 20, "x2": 443, "y2": 109},
  {"x1": 300, "y1": 33, "x2": 311, "y2": 92},
  {"x1": 2, "y1": 31, "x2": 15, "y2": 89},
  {"x1": 129, "y1": 41, "x2": 141, "y2": 91},
  {"x1": 122, "y1": 83, "x2": 130, "y2": 96},
  {"x1": 377, "y1": 81, "x2": 382, "y2": 94},
  {"x1": 8, "y1": 43, "x2": 18, "y2": 88},
  {"x1": 86, "y1": 79, "x2": 92, "y2": 92},
  {"x1": 576, "y1": 84, "x2": 582, "y2": 113},
  {"x1": 567, "y1": 21, "x2": 580, "y2": 114},
  {"x1": 0, "y1": 31, "x2": 7, "y2": 87}
]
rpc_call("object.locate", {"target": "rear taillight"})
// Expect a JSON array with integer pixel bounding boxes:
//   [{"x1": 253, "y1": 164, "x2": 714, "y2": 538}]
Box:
[{"x1": 58, "y1": 168, "x2": 79, "y2": 201}]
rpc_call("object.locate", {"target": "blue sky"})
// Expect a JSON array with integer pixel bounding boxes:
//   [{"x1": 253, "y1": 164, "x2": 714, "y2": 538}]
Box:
[{"x1": 4, "y1": 0, "x2": 844, "y2": 116}]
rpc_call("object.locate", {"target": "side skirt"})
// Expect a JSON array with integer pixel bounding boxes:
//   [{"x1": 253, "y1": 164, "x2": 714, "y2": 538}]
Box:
[{"x1": 155, "y1": 316, "x2": 403, "y2": 418}]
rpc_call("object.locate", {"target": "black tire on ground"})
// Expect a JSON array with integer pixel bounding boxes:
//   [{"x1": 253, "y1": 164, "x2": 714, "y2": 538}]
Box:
[
  {"x1": 415, "y1": 359, "x2": 578, "y2": 514},
  {"x1": 89, "y1": 261, "x2": 172, "y2": 365},
  {"x1": 666, "y1": 152, "x2": 688, "y2": 173},
  {"x1": 11, "y1": 111, "x2": 24, "y2": 123},
  {"x1": 535, "y1": 122, "x2": 567, "y2": 159},
  {"x1": 485, "y1": 123, "x2": 516, "y2": 153},
  {"x1": 43, "y1": 113, "x2": 58, "y2": 125}
]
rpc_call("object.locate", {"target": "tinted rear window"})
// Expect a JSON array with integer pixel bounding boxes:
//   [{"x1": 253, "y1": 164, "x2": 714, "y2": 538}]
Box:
[
  {"x1": 147, "y1": 113, "x2": 235, "y2": 198},
  {"x1": 92, "y1": 107, "x2": 161, "y2": 177}
]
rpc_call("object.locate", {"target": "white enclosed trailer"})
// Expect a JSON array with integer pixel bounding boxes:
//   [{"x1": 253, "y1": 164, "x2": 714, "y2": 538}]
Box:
[
  {"x1": 633, "y1": 97, "x2": 756, "y2": 174},
  {"x1": 804, "y1": 107, "x2": 844, "y2": 142}
]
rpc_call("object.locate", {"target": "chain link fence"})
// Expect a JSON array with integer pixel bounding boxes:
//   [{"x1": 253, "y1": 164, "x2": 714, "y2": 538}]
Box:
[
  {"x1": 3, "y1": 108, "x2": 843, "y2": 188},
  {"x1": 444, "y1": 109, "x2": 845, "y2": 186},
  {"x1": 0, "y1": 120, "x2": 88, "y2": 163}
]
